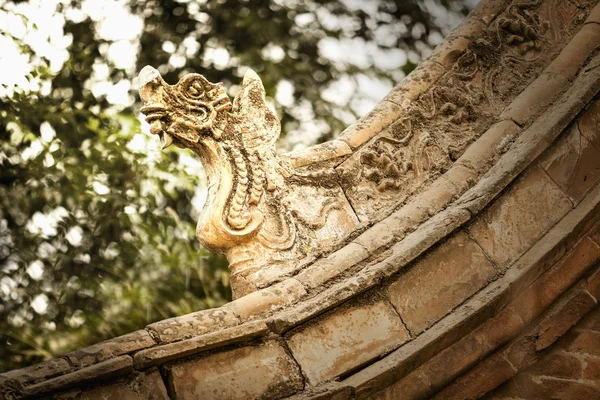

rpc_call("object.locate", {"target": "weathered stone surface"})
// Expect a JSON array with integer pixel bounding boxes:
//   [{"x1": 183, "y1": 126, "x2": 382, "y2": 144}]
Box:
[
  {"x1": 469, "y1": 165, "x2": 573, "y2": 267},
  {"x1": 369, "y1": 208, "x2": 471, "y2": 278},
  {"x1": 428, "y1": 13, "x2": 487, "y2": 70},
  {"x1": 586, "y1": 2, "x2": 600, "y2": 24},
  {"x1": 562, "y1": 329, "x2": 600, "y2": 357},
  {"x1": 342, "y1": 279, "x2": 513, "y2": 398},
  {"x1": 442, "y1": 163, "x2": 478, "y2": 194},
  {"x1": 268, "y1": 267, "x2": 382, "y2": 334},
  {"x1": 294, "y1": 243, "x2": 369, "y2": 289},
  {"x1": 456, "y1": 120, "x2": 521, "y2": 173},
  {"x1": 352, "y1": 219, "x2": 398, "y2": 254},
  {"x1": 433, "y1": 353, "x2": 515, "y2": 400},
  {"x1": 74, "y1": 371, "x2": 169, "y2": 400},
  {"x1": 579, "y1": 99, "x2": 600, "y2": 150},
  {"x1": 525, "y1": 352, "x2": 583, "y2": 380},
  {"x1": 505, "y1": 237, "x2": 600, "y2": 325},
  {"x1": 147, "y1": 304, "x2": 240, "y2": 344},
  {"x1": 586, "y1": 265, "x2": 600, "y2": 301},
  {"x1": 582, "y1": 352, "x2": 600, "y2": 381},
  {"x1": 457, "y1": 52, "x2": 600, "y2": 218},
  {"x1": 0, "y1": 357, "x2": 71, "y2": 385},
  {"x1": 283, "y1": 140, "x2": 352, "y2": 168},
  {"x1": 231, "y1": 278, "x2": 306, "y2": 320},
  {"x1": 346, "y1": 189, "x2": 600, "y2": 398},
  {"x1": 65, "y1": 329, "x2": 155, "y2": 368},
  {"x1": 539, "y1": 123, "x2": 600, "y2": 203},
  {"x1": 382, "y1": 58, "x2": 446, "y2": 109},
  {"x1": 469, "y1": 0, "x2": 507, "y2": 25},
  {"x1": 286, "y1": 297, "x2": 409, "y2": 385},
  {"x1": 168, "y1": 340, "x2": 303, "y2": 400},
  {"x1": 366, "y1": 368, "x2": 433, "y2": 400},
  {"x1": 534, "y1": 289, "x2": 597, "y2": 351},
  {"x1": 338, "y1": 100, "x2": 403, "y2": 149},
  {"x1": 284, "y1": 383, "x2": 353, "y2": 400},
  {"x1": 579, "y1": 305, "x2": 600, "y2": 331},
  {"x1": 500, "y1": 72, "x2": 570, "y2": 125},
  {"x1": 387, "y1": 230, "x2": 496, "y2": 335},
  {"x1": 487, "y1": 373, "x2": 600, "y2": 400},
  {"x1": 503, "y1": 182, "x2": 600, "y2": 299},
  {"x1": 24, "y1": 355, "x2": 133, "y2": 398},
  {"x1": 547, "y1": 22, "x2": 600, "y2": 80},
  {"x1": 134, "y1": 321, "x2": 269, "y2": 369}
]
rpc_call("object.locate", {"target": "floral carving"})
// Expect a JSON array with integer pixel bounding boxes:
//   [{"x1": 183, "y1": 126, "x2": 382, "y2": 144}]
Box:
[{"x1": 498, "y1": 3, "x2": 550, "y2": 55}]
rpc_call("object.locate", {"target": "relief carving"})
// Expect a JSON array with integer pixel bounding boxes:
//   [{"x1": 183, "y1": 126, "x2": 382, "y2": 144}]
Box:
[
  {"x1": 337, "y1": 0, "x2": 588, "y2": 221},
  {"x1": 139, "y1": 67, "x2": 358, "y2": 297}
]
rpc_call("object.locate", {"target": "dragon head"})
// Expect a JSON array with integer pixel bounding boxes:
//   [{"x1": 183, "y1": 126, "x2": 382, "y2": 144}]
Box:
[
  {"x1": 137, "y1": 66, "x2": 359, "y2": 297},
  {"x1": 139, "y1": 66, "x2": 232, "y2": 150}
]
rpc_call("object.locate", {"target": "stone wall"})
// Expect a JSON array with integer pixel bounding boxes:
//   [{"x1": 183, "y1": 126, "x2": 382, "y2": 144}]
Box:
[{"x1": 2, "y1": 0, "x2": 600, "y2": 399}]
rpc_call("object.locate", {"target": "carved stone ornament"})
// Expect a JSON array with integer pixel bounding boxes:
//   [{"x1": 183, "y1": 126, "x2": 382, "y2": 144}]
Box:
[{"x1": 139, "y1": 67, "x2": 358, "y2": 297}]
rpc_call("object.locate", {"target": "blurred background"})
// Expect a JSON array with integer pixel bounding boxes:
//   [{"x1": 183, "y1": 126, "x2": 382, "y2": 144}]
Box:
[{"x1": 0, "y1": 0, "x2": 476, "y2": 372}]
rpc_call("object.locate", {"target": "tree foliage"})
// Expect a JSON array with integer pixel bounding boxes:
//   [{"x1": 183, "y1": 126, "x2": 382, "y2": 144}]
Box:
[{"x1": 0, "y1": 0, "x2": 472, "y2": 372}]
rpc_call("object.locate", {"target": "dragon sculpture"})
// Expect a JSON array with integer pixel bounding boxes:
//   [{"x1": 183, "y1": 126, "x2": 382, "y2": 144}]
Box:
[{"x1": 139, "y1": 66, "x2": 358, "y2": 297}]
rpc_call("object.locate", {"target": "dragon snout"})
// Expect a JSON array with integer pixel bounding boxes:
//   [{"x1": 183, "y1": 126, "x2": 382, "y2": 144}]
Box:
[{"x1": 139, "y1": 66, "x2": 174, "y2": 149}]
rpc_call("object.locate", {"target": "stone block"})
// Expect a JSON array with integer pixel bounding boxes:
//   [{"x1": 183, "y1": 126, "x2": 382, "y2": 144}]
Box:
[
  {"x1": 579, "y1": 306, "x2": 600, "y2": 331},
  {"x1": 386, "y1": 230, "x2": 496, "y2": 335},
  {"x1": 133, "y1": 321, "x2": 269, "y2": 370},
  {"x1": 506, "y1": 238, "x2": 600, "y2": 325},
  {"x1": 534, "y1": 289, "x2": 597, "y2": 351},
  {"x1": 539, "y1": 124, "x2": 600, "y2": 203},
  {"x1": 147, "y1": 304, "x2": 240, "y2": 344},
  {"x1": 562, "y1": 330, "x2": 600, "y2": 357},
  {"x1": 231, "y1": 278, "x2": 306, "y2": 320},
  {"x1": 24, "y1": 356, "x2": 134, "y2": 398},
  {"x1": 472, "y1": 307, "x2": 525, "y2": 350},
  {"x1": 435, "y1": 353, "x2": 515, "y2": 400},
  {"x1": 579, "y1": 99, "x2": 600, "y2": 153},
  {"x1": 168, "y1": 340, "x2": 303, "y2": 400},
  {"x1": 294, "y1": 243, "x2": 369, "y2": 289},
  {"x1": 285, "y1": 383, "x2": 353, "y2": 400},
  {"x1": 66, "y1": 329, "x2": 155, "y2": 368},
  {"x1": 586, "y1": 3, "x2": 600, "y2": 25},
  {"x1": 503, "y1": 335, "x2": 538, "y2": 371},
  {"x1": 0, "y1": 357, "x2": 71, "y2": 386},
  {"x1": 369, "y1": 368, "x2": 433, "y2": 400},
  {"x1": 582, "y1": 353, "x2": 600, "y2": 381},
  {"x1": 268, "y1": 267, "x2": 382, "y2": 334},
  {"x1": 285, "y1": 297, "x2": 409, "y2": 385},
  {"x1": 468, "y1": 165, "x2": 573, "y2": 268},
  {"x1": 284, "y1": 140, "x2": 352, "y2": 168},
  {"x1": 443, "y1": 164, "x2": 479, "y2": 194},
  {"x1": 76, "y1": 371, "x2": 169, "y2": 400},
  {"x1": 586, "y1": 266, "x2": 600, "y2": 301},
  {"x1": 423, "y1": 332, "x2": 490, "y2": 392},
  {"x1": 511, "y1": 374, "x2": 600, "y2": 399},
  {"x1": 457, "y1": 120, "x2": 521, "y2": 173},
  {"x1": 547, "y1": 23, "x2": 600, "y2": 80},
  {"x1": 373, "y1": 209, "x2": 471, "y2": 279},
  {"x1": 525, "y1": 352, "x2": 583, "y2": 380},
  {"x1": 338, "y1": 100, "x2": 402, "y2": 149},
  {"x1": 500, "y1": 72, "x2": 570, "y2": 126},
  {"x1": 352, "y1": 219, "x2": 397, "y2": 254}
]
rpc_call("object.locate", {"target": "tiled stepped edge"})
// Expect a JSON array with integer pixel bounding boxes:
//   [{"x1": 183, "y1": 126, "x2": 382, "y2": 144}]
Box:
[{"x1": 1, "y1": 0, "x2": 600, "y2": 398}]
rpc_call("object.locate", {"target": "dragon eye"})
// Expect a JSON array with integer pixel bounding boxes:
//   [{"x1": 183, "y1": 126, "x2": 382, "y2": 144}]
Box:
[{"x1": 187, "y1": 81, "x2": 205, "y2": 98}]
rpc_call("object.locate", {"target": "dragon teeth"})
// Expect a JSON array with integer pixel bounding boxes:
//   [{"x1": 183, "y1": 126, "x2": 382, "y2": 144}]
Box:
[{"x1": 161, "y1": 132, "x2": 173, "y2": 149}]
